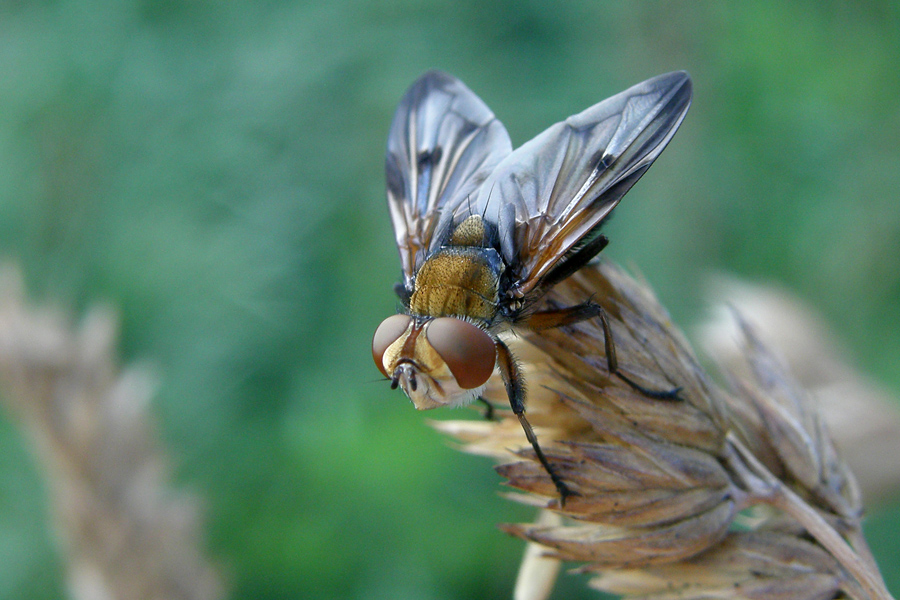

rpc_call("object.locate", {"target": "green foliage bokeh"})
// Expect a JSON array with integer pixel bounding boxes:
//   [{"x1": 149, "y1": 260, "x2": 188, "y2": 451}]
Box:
[{"x1": 1, "y1": 1, "x2": 899, "y2": 599}]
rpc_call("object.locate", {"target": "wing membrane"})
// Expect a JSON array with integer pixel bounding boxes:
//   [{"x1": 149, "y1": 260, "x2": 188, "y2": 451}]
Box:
[
  {"x1": 385, "y1": 71, "x2": 512, "y2": 289},
  {"x1": 471, "y1": 71, "x2": 692, "y2": 299}
]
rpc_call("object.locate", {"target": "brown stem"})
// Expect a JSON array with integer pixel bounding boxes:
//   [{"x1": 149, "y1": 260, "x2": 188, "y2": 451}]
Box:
[
  {"x1": 768, "y1": 483, "x2": 891, "y2": 600},
  {"x1": 846, "y1": 526, "x2": 883, "y2": 579}
]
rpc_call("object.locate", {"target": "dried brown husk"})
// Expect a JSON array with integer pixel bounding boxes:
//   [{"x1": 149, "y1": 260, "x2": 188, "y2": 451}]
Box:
[
  {"x1": 589, "y1": 531, "x2": 843, "y2": 600},
  {"x1": 435, "y1": 260, "x2": 892, "y2": 600},
  {"x1": 0, "y1": 266, "x2": 224, "y2": 600}
]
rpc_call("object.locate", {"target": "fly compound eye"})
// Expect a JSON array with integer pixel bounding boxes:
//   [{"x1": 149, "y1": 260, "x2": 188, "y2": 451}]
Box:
[
  {"x1": 425, "y1": 318, "x2": 496, "y2": 389},
  {"x1": 372, "y1": 315, "x2": 413, "y2": 378}
]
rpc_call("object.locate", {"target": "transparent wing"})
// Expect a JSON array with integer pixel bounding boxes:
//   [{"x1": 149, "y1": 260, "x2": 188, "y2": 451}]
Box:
[
  {"x1": 470, "y1": 71, "x2": 692, "y2": 299},
  {"x1": 385, "y1": 70, "x2": 512, "y2": 289}
]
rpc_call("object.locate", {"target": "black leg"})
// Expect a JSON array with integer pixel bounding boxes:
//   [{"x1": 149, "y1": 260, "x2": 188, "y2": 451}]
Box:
[
  {"x1": 476, "y1": 397, "x2": 496, "y2": 421},
  {"x1": 594, "y1": 307, "x2": 682, "y2": 400},
  {"x1": 393, "y1": 282, "x2": 411, "y2": 304},
  {"x1": 540, "y1": 234, "x2": 609, "y2": 291},
  {"x1": 525, "y1": 302, "x2": 681, "y2": 400},
  {"x1": 496, "y1": 339, "x2": 574, "y2": 505}
]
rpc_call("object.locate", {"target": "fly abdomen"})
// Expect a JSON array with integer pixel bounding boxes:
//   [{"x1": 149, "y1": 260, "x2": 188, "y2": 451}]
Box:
[{"x1": 409, "y1": 247, "x2": 502, "y2": 320}]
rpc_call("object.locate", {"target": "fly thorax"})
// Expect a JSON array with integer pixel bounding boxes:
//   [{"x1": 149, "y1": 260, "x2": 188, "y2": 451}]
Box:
[
  {"x1": 449, "y1": 214, "x2": 487, "y2": 246},
  {"x1": 409, "y1": 246, "x2": 502, "y2": 320}
]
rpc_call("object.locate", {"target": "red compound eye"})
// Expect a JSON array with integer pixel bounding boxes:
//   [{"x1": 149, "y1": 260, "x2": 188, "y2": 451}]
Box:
[
  {"x1": 372, "y1": 315, "x2": 412, "y2": 378},
  {"x1": 425, "y1": 318, "x2": 496, "y2": 389}
]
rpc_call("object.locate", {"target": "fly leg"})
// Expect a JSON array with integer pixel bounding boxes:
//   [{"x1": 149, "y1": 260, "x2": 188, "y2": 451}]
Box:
[
  {"x1": 476, "y1": 397, "x2": 496, "y2": 421},
  {"x1": 524, "y1": 302, "x2": 681, "y2": 400},
  {"x1": 496, "y1": 338, "x2": 574, "y2": 505}
]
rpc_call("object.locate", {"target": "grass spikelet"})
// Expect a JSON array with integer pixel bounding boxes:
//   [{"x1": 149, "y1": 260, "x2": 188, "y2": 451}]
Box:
[
  {"x1": 434, "y1": 260, "x2": 893, "y2": 600},
  {"x1": 0, "y1": 265, "x2": 224, "y2": 600}
]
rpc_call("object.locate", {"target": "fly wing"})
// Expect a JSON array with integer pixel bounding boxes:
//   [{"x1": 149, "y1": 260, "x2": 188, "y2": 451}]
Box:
[
  {"x1": 472, "y1": 71, "x2": 692, "y2": 300},
  {"x1": 385, "y1": 71, "x2": 512, "y2": 290}
]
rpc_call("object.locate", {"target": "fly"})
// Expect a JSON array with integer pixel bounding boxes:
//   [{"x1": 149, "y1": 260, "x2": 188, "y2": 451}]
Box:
[{"x1": 372, "y1": 70, "x2": 692, "y2": 504}]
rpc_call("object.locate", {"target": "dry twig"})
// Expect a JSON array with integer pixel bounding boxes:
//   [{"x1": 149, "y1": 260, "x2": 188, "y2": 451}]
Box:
[{"x1": 433, "y1": 260, "x2": 894, "y2": 600}]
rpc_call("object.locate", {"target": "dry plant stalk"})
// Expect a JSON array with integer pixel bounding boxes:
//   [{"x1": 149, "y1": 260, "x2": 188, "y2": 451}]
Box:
[
  {"x1": 0, "y1": 266, "x2": 224, "y2": 600},
  {"x1": 433, "y1": 260, "x2": 894, "y2": 600}
]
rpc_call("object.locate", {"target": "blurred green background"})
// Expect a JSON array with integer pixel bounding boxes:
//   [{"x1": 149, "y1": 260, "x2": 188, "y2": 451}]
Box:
[{"x1": 1, "y1": 1, "x2": 899, "y2": 598}]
